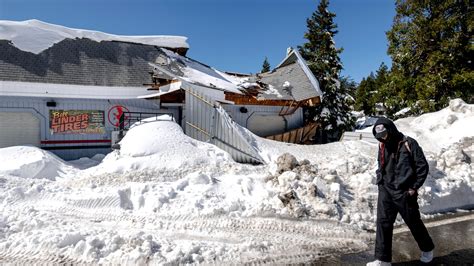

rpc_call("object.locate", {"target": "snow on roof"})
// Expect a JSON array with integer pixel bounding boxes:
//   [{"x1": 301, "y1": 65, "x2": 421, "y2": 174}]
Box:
[
  {"x1": 0, "y1": 19, "x2": 189, "y2": 54},
  {"x1": 0, "y1": 80, "x2": 155, "y2": 99},
  {"x1": 137, "y1": 81, "x2": 182, "y2": 99},
  {"x1": 149, "y1": 48, "x2": 245, "y2": 94}
]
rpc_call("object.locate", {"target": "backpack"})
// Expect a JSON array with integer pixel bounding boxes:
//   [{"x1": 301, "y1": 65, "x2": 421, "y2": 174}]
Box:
[{"x1": 378, "y1": 137, "x2": 412, "y2": 168}]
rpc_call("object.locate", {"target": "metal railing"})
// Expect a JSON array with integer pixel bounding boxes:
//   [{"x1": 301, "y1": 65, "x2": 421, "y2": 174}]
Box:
[{"x1": 117, "y1": 111, "x2": 175, "y2": 130}]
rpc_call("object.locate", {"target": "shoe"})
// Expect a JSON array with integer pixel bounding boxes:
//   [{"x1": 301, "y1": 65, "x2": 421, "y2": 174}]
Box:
[
  {"x1": 367, "y1": 260, "x2": 391, "y2": 266},
  {"x1": 420, "y1": 250, "x2": 433, "y2": 263}
]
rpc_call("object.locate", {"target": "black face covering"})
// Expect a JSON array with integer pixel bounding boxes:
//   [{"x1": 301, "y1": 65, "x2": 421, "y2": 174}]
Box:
[{"x1": 374, "y1": 124, "x2": 388, "y2": 142}]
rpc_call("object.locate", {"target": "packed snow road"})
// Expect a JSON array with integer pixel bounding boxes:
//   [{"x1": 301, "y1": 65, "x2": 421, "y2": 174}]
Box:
[{"x1": 0, "y1": 176, "x2": 370, "y2": 264}]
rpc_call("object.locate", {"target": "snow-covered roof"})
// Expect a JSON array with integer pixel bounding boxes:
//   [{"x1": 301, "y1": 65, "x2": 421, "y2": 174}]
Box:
[
  {"x1": 0, "y1": 36, "x2": 170, "y2": 87},
  {"x1": 149, "y1": 48, "x2": 323, "y2": 101},
  {"x1": 0, "y1": 19, "x2": 189, "y2": 54},
  {"x1": 0, "y1": 81, "x2": 155, "y2": 99},
  {"x1": 149, "y1": 48, "x2": 245, "y2": 94},
  {"x1": 137, "y1": 81, "x2": 182, "y2": 99}
]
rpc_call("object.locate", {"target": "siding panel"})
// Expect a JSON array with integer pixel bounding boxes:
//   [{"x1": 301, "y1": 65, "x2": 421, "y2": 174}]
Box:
[{"x1": 185, "y1": 87, "x2": 263, "y2": 164}]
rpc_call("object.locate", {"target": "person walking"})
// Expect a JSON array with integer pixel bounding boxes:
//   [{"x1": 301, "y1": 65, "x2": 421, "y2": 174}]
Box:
[{"x1": 367, "y1": 117, "x2": 435, "y2": 266}]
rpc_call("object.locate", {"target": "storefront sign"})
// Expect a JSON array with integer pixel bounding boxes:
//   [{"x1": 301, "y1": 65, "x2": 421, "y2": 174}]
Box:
[{"x1": 50, "y1": 110, "x2": 105, "y2": 134}]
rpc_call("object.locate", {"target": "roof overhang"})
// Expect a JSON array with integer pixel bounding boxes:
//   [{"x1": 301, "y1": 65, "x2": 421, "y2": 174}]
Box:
[
  {"x1": 137, "y1": 82, "x2": 182, "y2": 99},
  {"x1": 0, "y1": 80, "x2": 152, "y2": 99}
]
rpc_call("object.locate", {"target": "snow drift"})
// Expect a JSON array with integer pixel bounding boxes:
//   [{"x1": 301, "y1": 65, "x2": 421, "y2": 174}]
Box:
[
  {"x1": 89, "y1": 120, "x2": 234, "y2": 176},
  {"x1": 0, "y1": 146, "x2": 76, "y2": 180}
]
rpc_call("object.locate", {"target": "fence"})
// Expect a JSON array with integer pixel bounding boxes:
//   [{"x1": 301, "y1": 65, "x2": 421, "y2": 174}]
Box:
[
  {"x1": 184, "y1": 87, "x2": 264, "y2": 164},
  {"x1": 266, "y1": 122, "x2": 318, "y2": 144},
  {"x1": 339, "y1": 131, "x2": 378, "y2": 144}
]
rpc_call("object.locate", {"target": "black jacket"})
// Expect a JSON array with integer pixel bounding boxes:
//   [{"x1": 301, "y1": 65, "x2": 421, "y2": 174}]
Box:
[{"x1": 373, "y1": 118, "x2": 429, "y2": 190}]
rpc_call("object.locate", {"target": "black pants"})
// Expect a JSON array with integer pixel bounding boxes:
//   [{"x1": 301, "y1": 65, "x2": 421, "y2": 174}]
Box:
[{"x1": 375, "y1": 185, "x2": 435, "y2": 262}]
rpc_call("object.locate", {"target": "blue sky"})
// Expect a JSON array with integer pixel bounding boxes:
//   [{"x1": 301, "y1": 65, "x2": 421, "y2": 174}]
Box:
[{"x1": 0, "y1": 0, "x2": 395, "y2": 83}]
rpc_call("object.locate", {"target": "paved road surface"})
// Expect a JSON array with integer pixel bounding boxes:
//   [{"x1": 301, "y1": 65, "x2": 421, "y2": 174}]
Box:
[{"x1": 316, "y1": 212, "x2": 474, "y2": 265}]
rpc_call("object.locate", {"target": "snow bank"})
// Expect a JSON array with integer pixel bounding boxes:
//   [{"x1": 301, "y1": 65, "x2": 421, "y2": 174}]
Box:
[
  {"x1": 0, "y1": 146, "x2": 76, "y2": 180},
  {"x1": 89, "y1": 121, "x2": 234, "y2": 175},
  {"x1": 359, "y1": 99, "x2": 474, "y2": 155},
  {"x1": 395, "y1": 98, "x2": 474, "y2": 154},
  {"x1": 0, "y1": 19, "x2": 189, "y2": 54},
  {"x1": 68, "y1": 154, "x2": 105, "y2": 170}
]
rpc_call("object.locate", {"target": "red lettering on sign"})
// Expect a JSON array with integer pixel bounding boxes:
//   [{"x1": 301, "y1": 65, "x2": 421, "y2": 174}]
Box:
[{"x1": 65, "y1": 123, "x2": 74, "y2": 131}]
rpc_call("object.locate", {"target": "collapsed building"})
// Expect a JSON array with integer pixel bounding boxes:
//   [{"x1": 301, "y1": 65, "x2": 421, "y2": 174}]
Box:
[{"x1": 0, "y1": 20, "x2": 322, "y2": 163}]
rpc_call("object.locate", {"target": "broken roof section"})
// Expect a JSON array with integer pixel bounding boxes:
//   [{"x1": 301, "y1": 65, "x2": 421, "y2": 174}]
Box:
[
  {"x1": 150, "y1": 48, "x2": 322, "y2": 102},
  {"x1": 149, "y1": 49, "x2": 245, "y2": 94}
]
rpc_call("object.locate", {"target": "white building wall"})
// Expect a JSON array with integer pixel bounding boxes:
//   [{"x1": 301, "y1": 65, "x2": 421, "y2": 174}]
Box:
[
  {"x1": 0, "y1": 96, "x2": 177, "y2": 160},
  {"x1": 222, "y1": 105, "x2": 304, "y2": 137}
]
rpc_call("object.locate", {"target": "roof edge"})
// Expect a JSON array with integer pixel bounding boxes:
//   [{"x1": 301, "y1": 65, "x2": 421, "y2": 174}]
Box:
[{"x1": 293, "y1": 50, "x2": 323, "y2": 98}]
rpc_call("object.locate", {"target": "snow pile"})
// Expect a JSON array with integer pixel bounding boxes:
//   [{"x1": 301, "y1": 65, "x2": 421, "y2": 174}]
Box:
[
  {"x1": 0, "y1": 146, "x2": 76, "y2": 180},
  {"x1": 0, "y1": 19, "x2": 189, "y2": 54},
  {"x1": 89, "y1": 121, "x2": 233, "y2": 176},
  {"x1": 395, "y1": 98, "x2": 474, "y2": 154},
  {"x1": 68, "y1": 154, "x2": 105, "y2": 170}
]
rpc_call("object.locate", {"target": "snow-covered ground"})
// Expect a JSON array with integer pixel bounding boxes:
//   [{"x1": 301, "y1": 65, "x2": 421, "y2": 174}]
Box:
[{"x1": 0, "y1": 99, "x2": 472, "y2": 264}]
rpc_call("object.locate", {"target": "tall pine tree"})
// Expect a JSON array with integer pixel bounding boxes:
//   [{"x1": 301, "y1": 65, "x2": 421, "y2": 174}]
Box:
[
  {"x1": 355, "y1": 73, "x2": 377, "y2": 116},
  {"x1": 387, "y1": 0, "x2": 473, "y2": 112},
  {"x1": 298, "y1": 0, "x2": 354, "y2": 142},
  {"x1": 261, "y1": 57, "x2": 271, "y2": 73}
]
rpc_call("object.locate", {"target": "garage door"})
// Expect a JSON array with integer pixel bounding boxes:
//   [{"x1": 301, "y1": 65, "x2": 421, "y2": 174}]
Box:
[
  {"x1": 0, "y1": 112, "x2": 41, "y2": 148},
  {"x1": 247, "y1": 114, "x2": 286, "y2": 137}
]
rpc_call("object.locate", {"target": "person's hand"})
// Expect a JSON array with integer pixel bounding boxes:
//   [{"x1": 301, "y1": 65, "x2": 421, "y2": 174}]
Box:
[{"x1": 408, "y1": 188, "x2": 417, "y2": 196}]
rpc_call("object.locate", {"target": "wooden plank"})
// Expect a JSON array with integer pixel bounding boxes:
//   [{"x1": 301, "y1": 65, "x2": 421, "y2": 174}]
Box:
[
  {"x1": 264, "y1": 122, "x2": 318, "y2": 144},
  {"x1": 296, "y1": 128, "x2": 303, "y2": 143},
  {"x1": 288, "y1": 129, "x2": 295, "y2": 143},
  {"x1": 301, "y1": 123, "x2": 317, "y2": 144},
  {"x1": 275, "y1": 134, "x2": 283, "y2": 142},
  {"x1": 224, "y1": 94, "x2": 321, "y2": 107}
]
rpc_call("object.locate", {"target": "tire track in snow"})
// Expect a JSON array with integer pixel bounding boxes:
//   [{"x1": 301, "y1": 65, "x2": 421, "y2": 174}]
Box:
[
  {"x1": 0, "y1": 249, "x2": 90, "y2": 265},
  {"x1": 1, "y1": 192, "x2": 371, "y2": 264}
]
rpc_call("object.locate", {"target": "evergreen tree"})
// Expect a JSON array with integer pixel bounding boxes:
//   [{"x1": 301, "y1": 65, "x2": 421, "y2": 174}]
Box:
[
  {"x1": 355, "y1": 73, "x2": 377, "y2": 115},
  {"x1": 261, "y1": 57, "x2": 271, "y2": 73},
  {"x1": 355, "y1": 63, "x2": 394, "y2": 116},
  {"x1": 387, "y1": 0, "x2": 473, "y2": 112},
  {"x1": 340, "y1": 75, "x2": 357, "y2": 99},
  {"x1": 298, "y1": 0, "x2": 355, "y2": 142},
  {"x1": 373, "y1": 62, "x2": 390, "y2": 113}
]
